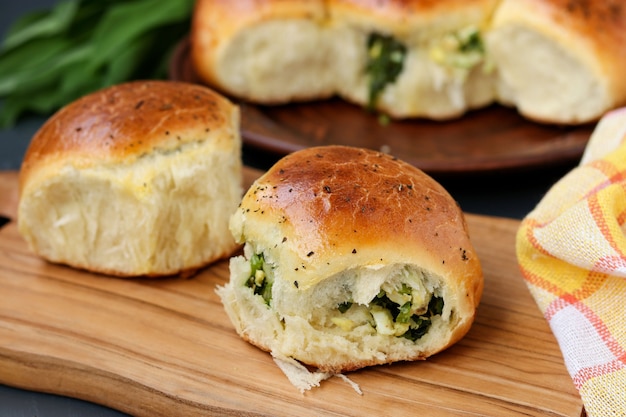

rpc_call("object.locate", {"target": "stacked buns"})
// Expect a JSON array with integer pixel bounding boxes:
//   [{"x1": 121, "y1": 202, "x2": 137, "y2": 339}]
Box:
[
  {"x1": 191, "y1": 0, "x2": 626, "y2": 125},
  {"x1": 218, "y1": 146, "x2": 483, "y2": 388},
  {"x1": 18, "y1": 81, "x2": 242, "y2": 277}
]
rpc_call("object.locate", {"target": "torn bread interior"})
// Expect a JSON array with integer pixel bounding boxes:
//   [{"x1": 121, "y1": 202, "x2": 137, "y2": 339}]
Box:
[{"x1": 218, "y1": 145, "x2": 483, "y2": 382}]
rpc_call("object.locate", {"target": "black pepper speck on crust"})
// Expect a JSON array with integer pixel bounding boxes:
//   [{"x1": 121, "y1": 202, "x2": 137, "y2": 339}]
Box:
[
  {"x1": 20, "y1": 80, "x2": 237, "y2": 173},
  {"x1": 240, "y1": 146, "x2": 473, "y2": 272}
]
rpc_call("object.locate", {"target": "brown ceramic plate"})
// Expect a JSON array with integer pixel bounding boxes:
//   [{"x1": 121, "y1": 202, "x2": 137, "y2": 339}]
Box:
[{"x1": 170, "y1": 38, "x2": 593, "y2": 175}]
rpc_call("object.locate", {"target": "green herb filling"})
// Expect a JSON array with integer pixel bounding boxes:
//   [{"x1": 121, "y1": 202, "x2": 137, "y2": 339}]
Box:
[
  {"x1": 429, "y1": 26, "x2": 486, "y2": 70},
  {"x1": 365, "y1": 32, "x2": 407, "y2": 111},
  {"x1": 245, "y1": 253, "x2": 273, "y2": 305},
  {"x1": 338, "y1": 284, "x2": 444, "y2": 342}
]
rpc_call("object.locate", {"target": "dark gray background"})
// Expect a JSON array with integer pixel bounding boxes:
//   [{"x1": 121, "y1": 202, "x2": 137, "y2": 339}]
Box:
[{"x1": 0, "y1": 1, "x2": 579, "y2": 415}]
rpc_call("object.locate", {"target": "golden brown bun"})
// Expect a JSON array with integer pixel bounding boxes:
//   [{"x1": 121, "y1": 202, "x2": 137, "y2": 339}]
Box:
[
  {"x1": 218, "y1": 146, "x2": 483, "y2": 382},
  {"x1": 487, "y1": 0, "x2": 626, "y2": 124},
  {"x1": 191, "y1": 0, "x2": 499, "y2": 120},
  {"x1": 18, "y1": 80, "x2": 242, "y2": 277},
  {"x1": 192, "y1": 0, "x2": 626, "y2": 124}
]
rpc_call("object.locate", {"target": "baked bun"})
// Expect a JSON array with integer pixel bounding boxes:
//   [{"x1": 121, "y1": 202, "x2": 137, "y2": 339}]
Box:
[
  {"x1": 218, "y1": 146, "x2": 483, "y2": 383},
  {"x1": 191, "y1": 0, "x2": 626, "y2": 125},
  {"x1": 191, "y1": 0, "x2": 499, "y2": 120},
  {"x1": 18, "y1": 80, "x2": 242, "y2": 277},
  {"x1": 486, "y1": 0, "x2": 626, "y2": 124}
]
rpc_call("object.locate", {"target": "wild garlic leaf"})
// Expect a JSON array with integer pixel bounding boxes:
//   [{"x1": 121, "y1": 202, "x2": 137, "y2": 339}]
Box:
[
  {"x1": 86, "y1": 0, "x2": 194, "y2": 71},
  {"x1": 365, "y1": 33, "x2": 407, "y2": 111},
  {"x1": 1, "y1": 0, "x2": 79, "y2": 50},
  {"x1": 0, "y1": 37, "x2": 75, "y2": 95},
  {"x1": 2, "y1": 11, "x2": 49, "y2": 46},
  {"x1": 0, "y1": 85, "x2": 63, "y2": 127},
  {"x1": 102, "y1": 32, "x2": 154, "y2": 86},
  {"x1": 55, "y1": 45, "x2": 101, "y2": 96},
  {"x1": 0, "y1": 0, "x2": 195, "y2": 128}
]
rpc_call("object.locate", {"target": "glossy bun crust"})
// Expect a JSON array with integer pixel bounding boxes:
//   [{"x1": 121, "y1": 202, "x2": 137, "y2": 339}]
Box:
[
  {"x1": 18, "y1": 80, "x2": 242, "y2": 277},
  {"x1": 233, "y1": 146, "x2": 480, "y2": 293},
  {"x1": 219, "y1": 146, "x2": 483, "y2": 376}
]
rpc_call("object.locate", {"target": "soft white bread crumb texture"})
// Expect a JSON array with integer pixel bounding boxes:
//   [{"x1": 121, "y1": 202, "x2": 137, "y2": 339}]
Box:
[
  {"x1": 486, "y1": 0, "x2": 625, "y2": 124},
  {"x1": 18, "y1": 81, "x2": 242, "y2": 277},
  {"x1": 217, "y1": 146, "x2": 483, "y2": 375},
  {"x1": 191, "y1": 0, "x2": 626, "y2": 125}
]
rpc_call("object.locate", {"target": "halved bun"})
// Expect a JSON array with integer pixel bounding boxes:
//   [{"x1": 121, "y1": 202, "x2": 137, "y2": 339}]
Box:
[
  {"x1": 218, "y1": 146, "x2": 483, "y2": 376},
  {"x1": 191, "y1": 0, "x2": 499, "y2": 120},
  {"x1": 18, "y1": 80, "x2": 242, "y2": 277},
  {"x1": 191, "y1": 0, "x2": 626, "y2": 125}
]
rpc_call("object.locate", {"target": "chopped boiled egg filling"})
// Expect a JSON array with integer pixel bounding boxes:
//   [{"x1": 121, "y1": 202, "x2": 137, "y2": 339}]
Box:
[
  {"x1": 334, "y1": 283, "x2": 444, "y2": 342},
  {"x1": 245, "y1": 253, "x2": 274, "y2": 305},
  {"x1": 428, "y1": 25, "x2": 488, "y2": 71},
  {"x1": 243, "y1": 253, "x2": 444, "y2": 342}
]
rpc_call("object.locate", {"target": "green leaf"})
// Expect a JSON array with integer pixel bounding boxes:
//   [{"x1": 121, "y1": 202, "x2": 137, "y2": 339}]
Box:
[
  {"x1": 0, "y1": 86, "x2": 65, "y2": 127},
  {"x1": 57, "y1": 46, "x2": 105, "y2": 99},
  {"x1": 2, "y1": 10, "x2": 49, "y2": 43},
  {"x1": 0, "y1": 0, "x2": 195, "y2": 127},
  {"x1": 2, "y1": 0, "x2": 80, "y2": 51},
  {"x1": 0, "y1": 42, "x2": 92, "y2": 97},
  {"x1": 338, "y1": 302, "x2": 353, "y2": 314},
  {"x1": 428, "y1": 296, "x2": 444, "y2": 316},
  {"x1": 102, "y1": 32, "x2": 154, "y2": 86},
  {"x1": 249, "y1": 253, "x2": 265, "y2": 278},
  {"x1": 0, "y1": 37, "x2": 76, "y2": 95},
  {"x1": 87, "y1": 0, "x2": 193, "y2": 70},
  {"x1": 365, "y1": 33, "x2": 407, "y2": 111},
  {"x1": 403, "y1": 317, "x2": 431, "y2": 342},
  {"x1": 396, "y1": 302, "x2": 413, "y2": 324}
]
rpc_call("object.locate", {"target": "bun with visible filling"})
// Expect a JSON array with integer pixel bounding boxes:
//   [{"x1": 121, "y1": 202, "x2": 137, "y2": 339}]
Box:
[
  {"x1": 218, "y1": 146, "x2": 483, "y2": 385},
  {"x1": 191, "y1": 0, "x2": 626, "y2": 125},
  {"x1": 191, "y1": 0, "x2": 499, "y2": 120},
  {"x1": 18, "y1": 80, "x2": 242, "y2": 277}
]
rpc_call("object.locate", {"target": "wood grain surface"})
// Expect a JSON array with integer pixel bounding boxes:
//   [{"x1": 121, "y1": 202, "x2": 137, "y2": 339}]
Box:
[{"x1": 0, "y1": 168, "x2": 583, "y2": 417}]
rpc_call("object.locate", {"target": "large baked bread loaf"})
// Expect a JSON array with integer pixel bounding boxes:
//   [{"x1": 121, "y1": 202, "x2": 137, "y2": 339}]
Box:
[
  {"x1": 18, "y1": 80, "x2": 242, "y2": 277},
  {"x1": 217, "y1": 146, "x2": 483, "y2": 388},
  {"x1": 191, "y1": 0, "x2": 626, "y2": 125}
]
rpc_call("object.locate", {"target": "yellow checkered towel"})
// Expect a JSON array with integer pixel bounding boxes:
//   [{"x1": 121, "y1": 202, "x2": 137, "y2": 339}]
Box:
[{"x1": 516, "y1": 108, "x2": 626, "y2": 416}]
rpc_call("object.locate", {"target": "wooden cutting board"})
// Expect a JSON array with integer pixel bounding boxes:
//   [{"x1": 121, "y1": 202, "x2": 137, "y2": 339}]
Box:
[{"x1": 0, "y1": 168, "x2": 583, "y2": 417}]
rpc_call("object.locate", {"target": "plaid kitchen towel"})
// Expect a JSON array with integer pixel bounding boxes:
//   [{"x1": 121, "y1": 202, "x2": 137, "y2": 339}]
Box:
[{"x1": 516, "y1": 107, "x2": 626, "y2": 416}]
